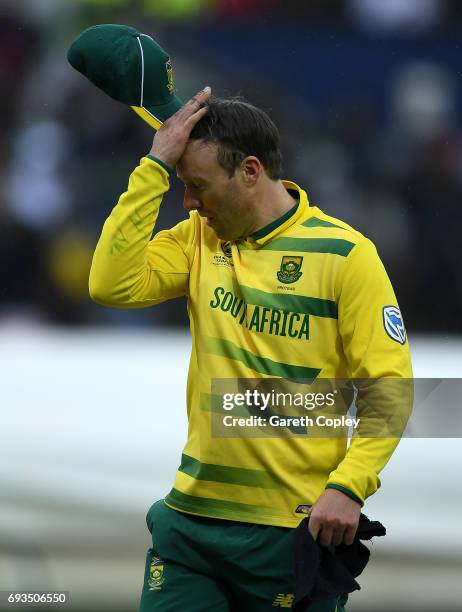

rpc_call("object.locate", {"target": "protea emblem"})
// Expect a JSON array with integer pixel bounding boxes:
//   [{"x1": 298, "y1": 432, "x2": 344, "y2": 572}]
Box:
[
  {"x1": 277, "y1": 256, "x2": 303, "y2": 284},
  {"x1": 148, "y1": 556, "x2": 165, "y2": 590}
]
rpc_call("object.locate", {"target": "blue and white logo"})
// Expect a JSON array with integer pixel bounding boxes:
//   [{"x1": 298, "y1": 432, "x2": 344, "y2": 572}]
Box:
[{"x1": 383, "y1": 306, "x2": 407, "y2": 345}]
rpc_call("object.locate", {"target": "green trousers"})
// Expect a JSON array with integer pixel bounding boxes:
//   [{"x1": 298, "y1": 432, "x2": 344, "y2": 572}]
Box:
[{"x1": 139, "y1": 499, "x2": 348, "y2": 612}]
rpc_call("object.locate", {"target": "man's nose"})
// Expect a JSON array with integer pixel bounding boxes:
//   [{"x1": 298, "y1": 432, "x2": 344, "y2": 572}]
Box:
[{"x1": 183, "y1": 187, "x2": 202, "y2": 212}]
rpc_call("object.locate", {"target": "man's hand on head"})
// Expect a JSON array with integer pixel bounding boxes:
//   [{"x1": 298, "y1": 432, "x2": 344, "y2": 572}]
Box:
[
  {"x1": 308, "y1": 488, "x2": 361, "y2": 547},
  {"x1": 149, "y1": 86, "x2": 211, "y2": 169}
]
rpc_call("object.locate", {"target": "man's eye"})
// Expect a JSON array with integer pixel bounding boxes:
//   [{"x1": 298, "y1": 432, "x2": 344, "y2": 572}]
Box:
[{"x1": 184, "y1": 182, "x2": 205, "y2": 192}]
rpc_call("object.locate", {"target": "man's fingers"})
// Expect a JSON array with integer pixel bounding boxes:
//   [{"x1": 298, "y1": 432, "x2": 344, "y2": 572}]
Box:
[
  {"x1": 149, "y1": 85, "x2": 211, "y2": 167},
  {"x1": 308, "y1": 517, "x2": 321, "y2": 542},
  {"x1": 318, "y1": 524, "x2": 334, "y2": 547},
  {"x1": 331, "y1": 526, "x2": 347, "y2": 547},
  {"x1": 165, "y1": 86, "x2": 210, "y2": 125},
  {"x1": 343, "y1": 523, "x2": 357, "y2": 546},
  {"x1": 190, "y1": 86, "x2": 212, "y2": 104},
  {"x1": 309, "y1": 515, "x2": 349, "y2": 547},
  {"x1": 185, "y1": 104, "x2": 209, "y2": 128},
  {"x1": 190, "y1": 88, "x2": 212, "y2": 110},
  {"x1": 183, "y1": 86, "x2": 211, "y2": 113}
]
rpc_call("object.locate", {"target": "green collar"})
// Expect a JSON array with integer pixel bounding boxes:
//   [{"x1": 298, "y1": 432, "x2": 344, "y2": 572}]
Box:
[{"x1": 250, "y1": 200, "x2": 299, "y2": 240}]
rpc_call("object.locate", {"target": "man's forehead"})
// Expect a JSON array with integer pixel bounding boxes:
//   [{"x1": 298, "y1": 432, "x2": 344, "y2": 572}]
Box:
[{"x1": 177, "y1": 139, "x2": 219, "y2": 179}]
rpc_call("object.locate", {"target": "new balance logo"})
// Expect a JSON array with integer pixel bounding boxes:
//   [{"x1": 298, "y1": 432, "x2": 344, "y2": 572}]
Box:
[{"x1": 272, "y1": 593, "x2": 294, "y2": 608}]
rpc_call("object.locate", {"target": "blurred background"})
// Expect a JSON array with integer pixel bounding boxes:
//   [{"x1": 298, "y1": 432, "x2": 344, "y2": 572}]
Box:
[{"x1": 1, "y1": 0, "x2": 461, "y2": 610}]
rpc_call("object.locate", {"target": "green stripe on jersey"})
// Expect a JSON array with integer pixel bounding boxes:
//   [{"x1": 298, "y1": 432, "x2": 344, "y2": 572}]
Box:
[
  {"x1": 302, "y1": 217, "x2": 343, "y2": 229},
  {"x1": 251, "y1": 202, "x2": 299, "y2": 240},
  {"x1": 240, "y1": 285, "x2": 338, "y2": 318},
  {"x1": 178, "y1": 454, "x2": 280, "y2": 489},
  {"x1": 203, "y1": 336, "x2": 320, "y2": 380},
  {"x1": 259, "y1": 237, "x2": 355, "y2": 256},
  {"x1": 165, "y1": 488, "x2": 287, "y2": 519}
]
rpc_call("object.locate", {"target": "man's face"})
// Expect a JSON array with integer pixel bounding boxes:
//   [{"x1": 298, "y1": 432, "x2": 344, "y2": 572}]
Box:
[{"x1": 176, "y1": 140, "x2": 254, "y2": 241}]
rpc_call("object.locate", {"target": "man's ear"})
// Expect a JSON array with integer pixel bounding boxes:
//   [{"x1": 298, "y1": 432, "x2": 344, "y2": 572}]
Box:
[{"x1": 241, "y1": 156, "x2": 262, "y2": 186}]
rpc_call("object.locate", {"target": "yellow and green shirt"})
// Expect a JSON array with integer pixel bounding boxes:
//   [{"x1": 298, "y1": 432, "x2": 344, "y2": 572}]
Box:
[{"x1": 89, "y1": 156, "x2": 412, "y2": 528}]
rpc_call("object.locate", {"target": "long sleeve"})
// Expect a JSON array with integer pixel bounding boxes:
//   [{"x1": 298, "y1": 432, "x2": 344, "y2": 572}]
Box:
[
  {"x1": 89, "y1": 156, "x2": 196, "y2": 308},
  {"x1": 326, "y1": 238, "x2": 413, "y2": 503}
]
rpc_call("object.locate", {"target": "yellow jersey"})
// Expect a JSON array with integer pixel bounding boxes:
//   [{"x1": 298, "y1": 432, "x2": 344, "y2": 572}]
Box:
[{"x1": 89, "y1": 156, "x2": 412, "y2": 528}]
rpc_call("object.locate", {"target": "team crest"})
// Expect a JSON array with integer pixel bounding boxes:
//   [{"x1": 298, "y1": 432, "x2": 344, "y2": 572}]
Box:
[
  {"x1": 277, "y1": 256, "x2": 303, "y2": 284},
  {"x1": 383, "y1": 305, "x2": 407, "y2": 345},
  {"x1": 148, "y1": 556, "x2": 165, "y2": 590},
  {"x1": 165, "y1": 59, "x2": 174, "y2": 93}
]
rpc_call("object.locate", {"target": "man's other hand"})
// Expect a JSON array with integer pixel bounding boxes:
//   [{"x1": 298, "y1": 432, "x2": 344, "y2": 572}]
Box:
[
  {"x1": 149, "y1": 86, "x2": 211, "y2": 168},
  {"x1": 308, "y1": 488, "x2": 361, "y2": 547}
]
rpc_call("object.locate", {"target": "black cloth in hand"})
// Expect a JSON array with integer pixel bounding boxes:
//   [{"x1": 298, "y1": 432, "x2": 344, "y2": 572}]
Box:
[{"x1": 293, "y1": 513, "x2": 386, "y2": 611}]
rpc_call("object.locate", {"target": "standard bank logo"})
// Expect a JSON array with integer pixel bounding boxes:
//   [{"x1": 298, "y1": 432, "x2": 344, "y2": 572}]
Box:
[{"x1": 383, "y1": 305, "x2": 406, "y2": 345}]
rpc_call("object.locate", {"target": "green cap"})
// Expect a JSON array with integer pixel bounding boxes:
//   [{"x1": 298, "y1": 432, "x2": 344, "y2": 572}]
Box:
[{"x1": 67, "y1": 24, "x2": 183, "y2": 129}]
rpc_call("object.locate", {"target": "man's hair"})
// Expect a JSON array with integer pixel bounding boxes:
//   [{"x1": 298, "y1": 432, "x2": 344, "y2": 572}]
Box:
[{"x1": 189, "y1": 96, "x2": 283, "y2": 180}]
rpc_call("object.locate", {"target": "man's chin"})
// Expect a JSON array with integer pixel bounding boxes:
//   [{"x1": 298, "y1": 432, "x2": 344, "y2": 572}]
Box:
[
  {"x1": 211, "y1": 225, "x2": 239, "y2": 241},
  {"x1": 205, "y1": 217, "x2": 243, "y2": 240}
]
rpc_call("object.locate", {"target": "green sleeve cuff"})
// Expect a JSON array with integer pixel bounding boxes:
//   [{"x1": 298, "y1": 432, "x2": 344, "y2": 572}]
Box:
[
  {"x1": 325, "y1": 484, "x2": 363, "y2": 506},
  {"x1": 146, "y1": 154, "x2": 173, "y2": 174}
]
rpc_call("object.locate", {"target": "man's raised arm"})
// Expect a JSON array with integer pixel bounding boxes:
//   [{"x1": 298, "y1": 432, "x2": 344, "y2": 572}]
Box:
[{"x1": 88, "y1": 87, "x2": 210, "y2": 308}]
